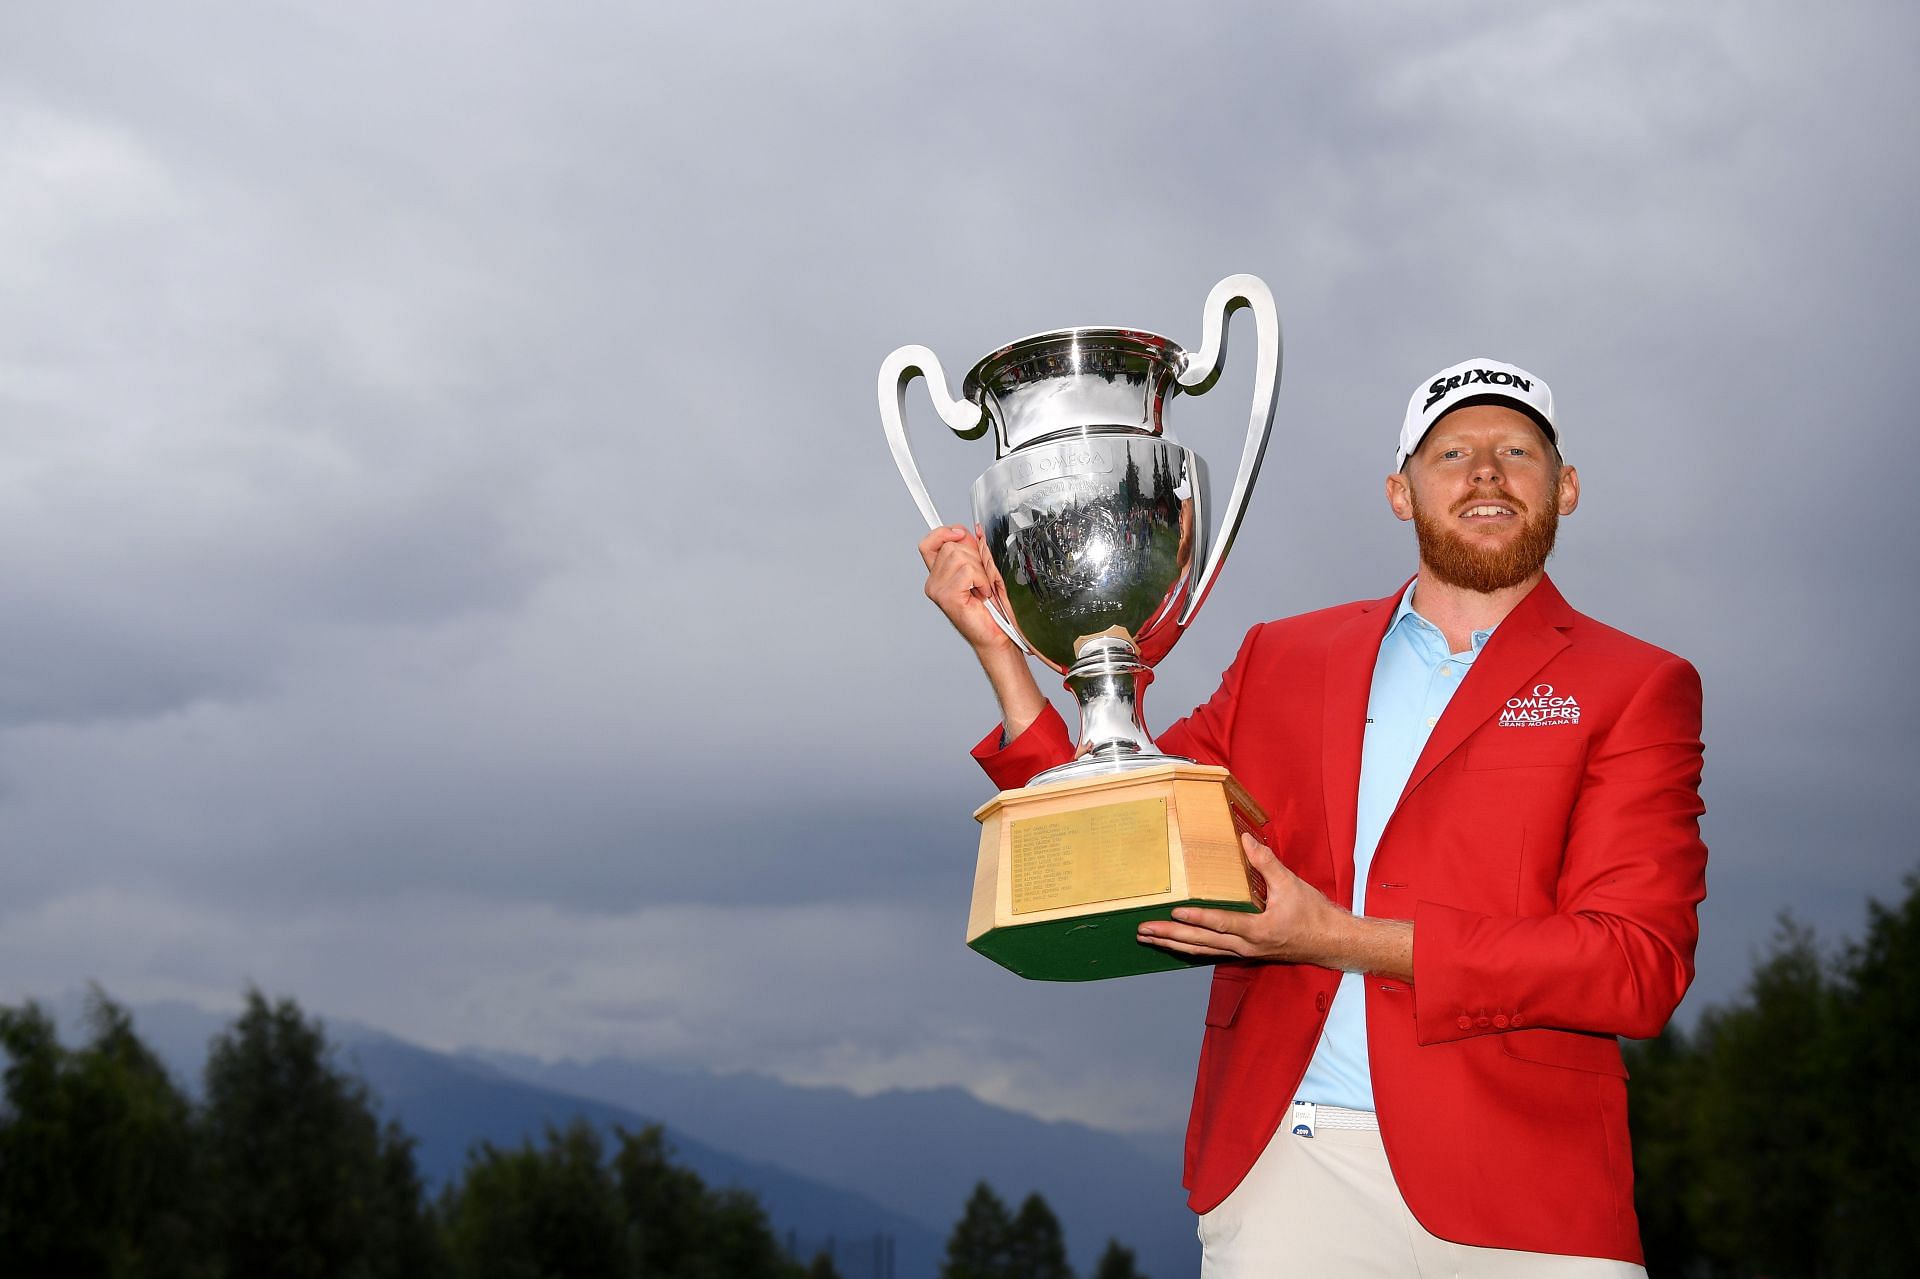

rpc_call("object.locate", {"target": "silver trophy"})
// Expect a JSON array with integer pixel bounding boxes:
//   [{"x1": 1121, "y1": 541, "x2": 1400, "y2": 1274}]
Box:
[{"x1": 881, "y1": 274, "x2": 1281, "y2": 784}]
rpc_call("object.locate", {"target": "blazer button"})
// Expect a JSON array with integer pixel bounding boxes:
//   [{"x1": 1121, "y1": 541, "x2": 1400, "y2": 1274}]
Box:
[
  {"x1": 1510, "y1": 1014, "x2": 1524, "y2": 1027},
  {"x1": 1493, "y1": 1014, "x2": 1510, "y2": 1029},
  {"x1": 1456, "y1": 1015, "x2": 1473, "y2": 1030},
  {"x1": 1315, "y1": 992, "x2": 1329, "y2": 1012},
  {"x1": 1475, "y1": 1015, "x2": 1491, "y2": 1028}
]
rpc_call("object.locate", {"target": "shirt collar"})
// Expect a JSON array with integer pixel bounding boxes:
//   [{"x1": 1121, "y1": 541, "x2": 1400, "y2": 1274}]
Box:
[{"x1": 1388, "y1": 579, "x2": 1497, "y2": 657}]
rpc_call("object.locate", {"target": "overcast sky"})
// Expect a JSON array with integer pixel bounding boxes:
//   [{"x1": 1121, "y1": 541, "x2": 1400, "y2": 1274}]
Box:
[{"x1": 1, "y1": 1, "x2": 1914, "y2": 1135}]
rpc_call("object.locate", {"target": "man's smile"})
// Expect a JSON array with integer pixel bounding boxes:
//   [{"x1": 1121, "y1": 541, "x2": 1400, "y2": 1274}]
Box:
[{"x1": 1453, "y1": 493, "x2": 1525, "y2": 524}]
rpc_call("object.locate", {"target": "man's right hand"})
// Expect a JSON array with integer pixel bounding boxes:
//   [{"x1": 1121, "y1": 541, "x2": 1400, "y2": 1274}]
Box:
[
  {"x1": 919, "y1": 525, "x2": 1016, "y2": 655},
  {"x1": 917, "y1": 525, "x2": 1048, "y2": 740}
]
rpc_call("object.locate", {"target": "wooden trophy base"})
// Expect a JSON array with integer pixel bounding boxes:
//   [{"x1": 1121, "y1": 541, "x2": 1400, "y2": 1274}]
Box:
[{"x1": 967, "y1": 762, "x2": 1268, "y2": 981}]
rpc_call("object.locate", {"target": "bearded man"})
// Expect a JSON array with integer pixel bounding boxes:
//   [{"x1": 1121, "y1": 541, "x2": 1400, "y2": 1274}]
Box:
[{"x1": 919, "y1": 358, "x2": 1706, "y2": 1277}]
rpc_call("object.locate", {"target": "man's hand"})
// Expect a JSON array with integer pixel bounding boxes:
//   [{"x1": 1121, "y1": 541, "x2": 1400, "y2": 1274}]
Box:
[
  {"x1": 919, "y1": 525, "x2": 1015, "y2": 655},
  {"x1": 1137, "y1": 833, "x2": 1414, "y2": 980},
  {"x1": 917, "y1": 525, "x2": 1048, "y2": 739}
]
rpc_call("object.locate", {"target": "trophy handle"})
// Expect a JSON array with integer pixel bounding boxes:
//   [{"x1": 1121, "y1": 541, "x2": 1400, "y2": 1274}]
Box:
[
  {"x1": 879, "y1": 344, "x2": 990, "y2": 530},
  {"x1": 1173, "y1": 274, "x2": 1282, "y2": 627},
  {"x1": 879, "y1": 344, "x2": 1028, "y2": 652}
]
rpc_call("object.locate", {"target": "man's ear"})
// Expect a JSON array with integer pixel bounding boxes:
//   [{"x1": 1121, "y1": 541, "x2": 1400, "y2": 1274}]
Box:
[
  {"x1": 1557, "y1": 465, "x2": 1580, "y2": 516},
  {"x1": 1385, "y1": 471, "x2": 1414, "y2": 523}
]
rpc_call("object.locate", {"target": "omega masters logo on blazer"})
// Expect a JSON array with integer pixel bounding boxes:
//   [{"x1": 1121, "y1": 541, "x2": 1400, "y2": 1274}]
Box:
[{"x1": 1499, "y1": 683, "x2": 1582, "y2": 727}]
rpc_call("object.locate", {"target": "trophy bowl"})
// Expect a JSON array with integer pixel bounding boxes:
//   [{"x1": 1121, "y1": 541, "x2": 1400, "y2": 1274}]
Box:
[
  {"x1": 965, "y1": 330, "x2": 1205, "y2": 677},
  {"x1": 883, "y1": 277, "x2": 1280, "y2": 783}
]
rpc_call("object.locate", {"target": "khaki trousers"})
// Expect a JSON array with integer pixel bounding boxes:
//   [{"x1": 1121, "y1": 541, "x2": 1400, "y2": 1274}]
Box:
[{"x1": 1197, "y1": 1116, "x2": 1647, "y2": 1278}]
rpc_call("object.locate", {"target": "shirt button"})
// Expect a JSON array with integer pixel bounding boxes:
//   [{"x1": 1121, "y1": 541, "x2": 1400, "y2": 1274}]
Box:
[
  {"x1": 1493, "y1": 1014, "x2": 1510, "y2": 1029},
  {"x1": 1426, "y1": 717, "x2": 1438, "y2": 728},
  {"x1": 1440, "y1": 666, "x2": 1455, "y2": 677},
  {"x1": 1456, "y1": 1015, "x2": 1473, "y2": 1030}
]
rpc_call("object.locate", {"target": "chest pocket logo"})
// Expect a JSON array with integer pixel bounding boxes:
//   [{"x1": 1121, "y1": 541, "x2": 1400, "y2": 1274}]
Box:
[{"x1": 1499, "y1": 683, "x2": 1581, "y2": 727}]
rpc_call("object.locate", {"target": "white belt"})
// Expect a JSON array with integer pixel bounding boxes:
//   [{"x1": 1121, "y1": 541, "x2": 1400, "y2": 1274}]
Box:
[{"x1": 1288, "y1": 1101, "x2": 1378, "y2": 1136}]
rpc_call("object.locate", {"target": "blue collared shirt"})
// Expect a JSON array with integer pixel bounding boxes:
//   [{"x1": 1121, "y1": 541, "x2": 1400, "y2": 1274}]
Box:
[{"x1": 1295, "y1": 582, "x2": 1496, "y2": 1112}]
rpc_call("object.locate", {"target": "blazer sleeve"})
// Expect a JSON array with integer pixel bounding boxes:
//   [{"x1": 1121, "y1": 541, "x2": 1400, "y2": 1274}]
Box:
[
  {"x1": 971, "y1": 703, "x2": 1075, "y2": 791},
  {"x1": 1411, "y1": 654, "x2": 1708, "y2": 1043}
]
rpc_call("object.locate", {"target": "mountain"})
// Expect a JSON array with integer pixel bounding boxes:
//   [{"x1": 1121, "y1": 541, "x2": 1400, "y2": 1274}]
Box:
[
  {"x1": 58, "y1": 997, "x2": 1195, "y2": 1278},
  {"x1": 478, "y1": 1052, "x2": 1195, "y2": 1279},
  {"x1": 342, "y1": 1032, "x2": 943, "y2": 1277}
]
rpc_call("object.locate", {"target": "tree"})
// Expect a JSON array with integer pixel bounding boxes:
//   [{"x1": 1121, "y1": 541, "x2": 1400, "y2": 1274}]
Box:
[
  {"x1": 1681, "y1": 919, "x2": 1840, "y2": 1277},
  {"x1": 683, "y1": 1184, "x2": 798, "y2": 1279},
  {"x1": 1119, "y1": 444, "x2": 1142, "y2": 509},
  {"x1": 439, "y1": 1119, "x2": 800, "y2": 1279},
  {"x1": 1829, "y1": 872, "x2": 1920, "y2": 1275},
  {"x1": 1622, "y1": 1025, "x2": 1702, "y2": 1278},
  {"x1": 1624, "y1": 876, "x2": 1920, "y2": 1278},
  {"x1": 940, "y1": 1183, "x2": 1075, "y2": 1279},
  {"x1": 613, "y1": 1123, "x2": 707, "y2": 1275},
  {"x1": 1005, "y1": 1192, "x2": 1072, "y2": 1279},
  {"x1": 0, "y1": 990, "x2": 203, "y2": 1277},
  {"x1": 4, "y1": 986, "x2": 810, "y2": 1279},
  {"x1": 440, "y1": 1119, "x2": 627, "y2": 1279},
  {"x1": 941, "y1": 1181, "x2": 1013, "y2": 1279},
  {"x1": 612, "y1": 1124, "x2": 797, "y2": 1279},
  {"x1": 1092, "y1": 1239, "x2": 1146, "y2": 1279},
  {"x1": 199, "y1": 989, "x2": 439, "y2": 1279}
]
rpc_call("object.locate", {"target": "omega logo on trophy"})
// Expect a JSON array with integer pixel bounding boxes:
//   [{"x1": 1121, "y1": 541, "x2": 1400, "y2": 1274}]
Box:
[{"x1": 880, "y1": 274, "x2": 1283, "y2": 980}]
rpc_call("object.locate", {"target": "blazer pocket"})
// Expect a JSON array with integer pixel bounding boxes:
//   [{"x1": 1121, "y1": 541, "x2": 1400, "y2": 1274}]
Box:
[
  {"x1": 1501, "y1": 1027, "x2": 1627, "y2": 1077},
  {"x1": 1205, "y1": 969, "x2": 1252, "y2": 1028},
  {"x1": 1465, "y1": 730, "x2": 1587, "y2": 770}
]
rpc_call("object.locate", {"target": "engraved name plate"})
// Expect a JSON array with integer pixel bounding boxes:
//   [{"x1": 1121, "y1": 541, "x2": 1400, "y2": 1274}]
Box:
[{"x1": 1009, "y1": 797, "x2": 1170, "y2": 915}]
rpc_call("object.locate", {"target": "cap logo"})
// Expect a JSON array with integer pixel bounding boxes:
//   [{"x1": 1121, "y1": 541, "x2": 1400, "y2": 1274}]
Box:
[{"x1": 1423, "y1": 368, "x2": 1533, "y2": 411}]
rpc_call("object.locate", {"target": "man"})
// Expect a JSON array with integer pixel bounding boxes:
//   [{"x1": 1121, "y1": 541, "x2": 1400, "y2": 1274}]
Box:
[{"x1": 918, "y1": 358, "x2": 1705, "y2": 1276}]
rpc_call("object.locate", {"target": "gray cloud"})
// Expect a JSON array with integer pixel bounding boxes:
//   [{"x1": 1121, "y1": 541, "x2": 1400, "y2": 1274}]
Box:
[{"x1": 0, "y1": 0, "x2": 1914, "y2": 1129}]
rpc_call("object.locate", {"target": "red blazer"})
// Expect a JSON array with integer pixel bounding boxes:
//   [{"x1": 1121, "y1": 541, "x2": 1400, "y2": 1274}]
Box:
[{"x1": 972, "y1": 575, "x2": 1706, "y2": 1264}]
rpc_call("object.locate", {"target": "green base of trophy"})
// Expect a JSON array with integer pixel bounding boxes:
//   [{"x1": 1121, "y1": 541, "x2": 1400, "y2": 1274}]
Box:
[
  {"x1": 967, "y1": 762, "x2": 1268, "y2": 982},
  {"x1": 967, "y1": 899, "x2": 1262, "y2": 981}
]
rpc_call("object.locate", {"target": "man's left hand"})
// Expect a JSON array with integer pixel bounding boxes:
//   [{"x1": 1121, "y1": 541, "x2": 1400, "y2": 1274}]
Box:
[{"x1": 1136, "y1": 833, "x2": 1414, "y2": 980}]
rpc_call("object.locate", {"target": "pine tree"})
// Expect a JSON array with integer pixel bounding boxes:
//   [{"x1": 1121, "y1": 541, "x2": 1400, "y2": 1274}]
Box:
[
  {"x1": 941, "y1": 1181, "x2": 1014, "y2": 1279},
  {"x1": 1005, "y1": 1192, "x2": 1073, "y2": 1279},
  {"x1": 1092, "y1": 1238, "x2": 1146, "y2": 1279},
  {"x1": 200, "y1": 990, "x2": 438, "y2": 1278},
  {"x1": 1830, "y1": 872, "x2": 1920, "y2": 1274},
  {"x1": 0, "y1": 991, "x2": 203, "y2": 1277},
  {"x1": 1684, "y1": 919, "x2": 1839, "y2": 1272}
]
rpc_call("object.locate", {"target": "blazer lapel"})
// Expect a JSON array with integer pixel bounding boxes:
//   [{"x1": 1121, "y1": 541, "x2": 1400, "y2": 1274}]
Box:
[
  {"x1": 1321, "y1": 584, "x2": 1405, "y2": 908},
  {"x1": 1397, "y1": 575, "x2": 1576, "y2": 806}
]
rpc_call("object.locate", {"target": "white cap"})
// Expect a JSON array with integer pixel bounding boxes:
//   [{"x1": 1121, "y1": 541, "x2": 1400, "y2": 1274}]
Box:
[{"x1": 1396, "y1": 357, "x2": 1558, "y2": 470}]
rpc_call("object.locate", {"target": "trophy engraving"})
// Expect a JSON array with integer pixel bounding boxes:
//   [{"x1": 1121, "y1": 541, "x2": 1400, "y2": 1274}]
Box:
[
  {"x1": 1009, "y1": 800, "x2": 1171, "y2": 915},
  {"x1": 881, "y1": 275, "x2": 1283, "y2": 980}
]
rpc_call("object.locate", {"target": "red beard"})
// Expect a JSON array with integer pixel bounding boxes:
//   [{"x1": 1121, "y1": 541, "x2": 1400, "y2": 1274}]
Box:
[{"x1": 1410, "y1": 486, "x2": 1559, "y2": 593}]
